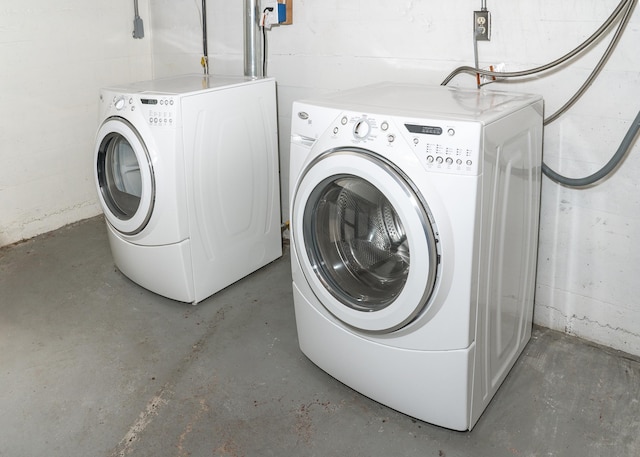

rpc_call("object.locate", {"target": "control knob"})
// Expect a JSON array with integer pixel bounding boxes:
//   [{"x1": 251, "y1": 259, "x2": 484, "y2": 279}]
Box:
[
  {"x1": 353, "y1": 119, "x2": 371, "y2": 139},
  {"x1": 114, "y1": 96, "x2": 126, "y2": 111}
]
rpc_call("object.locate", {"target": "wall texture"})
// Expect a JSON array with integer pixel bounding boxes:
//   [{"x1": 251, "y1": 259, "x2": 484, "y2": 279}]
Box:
[
  {"x1": 0, "y1": 0, "x2": 153, "y2": 246},
  {"x1": 149, "y1": 0, "x2": 640, "y2": 355}
]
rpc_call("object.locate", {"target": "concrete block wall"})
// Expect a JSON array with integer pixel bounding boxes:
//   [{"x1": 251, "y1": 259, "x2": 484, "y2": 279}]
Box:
[
  {"x1": 0, "y1": 0, "x2": 153, "y2": 246},
  {"x1": 150, "y1": 0, "x2": 640, "y2": 355}
]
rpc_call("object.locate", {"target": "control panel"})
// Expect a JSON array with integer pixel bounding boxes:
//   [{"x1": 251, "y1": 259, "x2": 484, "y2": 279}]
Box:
[
  {"x1": 329, "y1": 113, "x2": 393, "y2": 145},
  {"x1": 110, "y1": 94, "x2": 178, "y2": 128},
  {"x1": 324, "y1": 110, "x2": 481, "y2": 176},
  {"x1": 407, "y1": 120, "x2": 481, "y2": 175}
]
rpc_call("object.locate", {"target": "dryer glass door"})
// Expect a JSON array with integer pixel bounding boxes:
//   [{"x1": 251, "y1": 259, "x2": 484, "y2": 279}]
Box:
[
  {"x1": 292, "y1": 149, "x2": 439, "y2": 333},
  {"x1": 309, "y1": 175, "x2": 408, "y2": 310},
  {"x1": 95, "y1": 118, "x2": 155, "y2": 235}
]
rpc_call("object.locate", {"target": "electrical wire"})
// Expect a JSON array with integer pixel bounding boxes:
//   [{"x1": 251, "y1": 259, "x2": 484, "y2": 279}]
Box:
[
  {"x1": 202, "y1": 0, "x2": 209, "y2": 75},
  {"x1": 193, "y1": 0, "x2": 209, "y2": 74},
  {"x1": 262, "y1": 23, "x2": 268, "y2": 76},
  {"x1": 261, "y1": 7, "x2": 274, "y2": 77},
  {"x1": 443, "y1": 0, "x2": 639, "y2": 187}
]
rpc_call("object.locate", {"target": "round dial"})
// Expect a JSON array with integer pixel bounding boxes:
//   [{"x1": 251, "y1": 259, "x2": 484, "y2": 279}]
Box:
[
  {"x1": 114, "y1": 96, "x2": 126, "y2": 111},
  {"x1": 353, "y1": 119, "x2": 371, "y2": 139}
]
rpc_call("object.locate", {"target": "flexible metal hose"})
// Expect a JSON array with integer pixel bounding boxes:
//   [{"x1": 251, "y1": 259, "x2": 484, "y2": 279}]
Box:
[
  {"x1": 544, "y1": 0, "x2": 635, "y2": 125},
  {"x1": 543, "y1": 0, "x2": 639, "y2": 187},
  {"x1": 441, "y1": 0, "x2": 634, "y2": 86},
  {"x1": 442, "y1": 0, "x2": 639, "y2": 187}
]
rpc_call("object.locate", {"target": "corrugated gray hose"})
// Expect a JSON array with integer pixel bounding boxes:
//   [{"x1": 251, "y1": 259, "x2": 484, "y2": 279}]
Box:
[{"x1": 543, "y1": 110, "x2": 640, "y2": 187}]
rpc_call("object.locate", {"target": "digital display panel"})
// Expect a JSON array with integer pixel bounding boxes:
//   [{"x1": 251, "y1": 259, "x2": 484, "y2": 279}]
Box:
[{"x1": 405, "y1": 124, "x2": 443, "y2": 135}]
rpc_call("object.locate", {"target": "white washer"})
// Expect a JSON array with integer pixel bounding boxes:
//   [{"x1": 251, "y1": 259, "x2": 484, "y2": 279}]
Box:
[
  {"x1": 289, "y1": 83, "x2": 543, "y2": 430},
  {"x1": 94, "y1": 74, "x2": 282, "y2": 304}
]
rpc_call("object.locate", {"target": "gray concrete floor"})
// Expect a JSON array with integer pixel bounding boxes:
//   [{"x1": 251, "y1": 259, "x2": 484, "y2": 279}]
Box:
[{"x1": 1, "y1": 216, "x2": 639, "y2": 457}]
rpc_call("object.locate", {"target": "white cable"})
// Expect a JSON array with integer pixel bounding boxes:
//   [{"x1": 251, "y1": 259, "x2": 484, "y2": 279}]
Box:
[{"x1": 193, "y1": 0, "x2": 203, "y2": 33}]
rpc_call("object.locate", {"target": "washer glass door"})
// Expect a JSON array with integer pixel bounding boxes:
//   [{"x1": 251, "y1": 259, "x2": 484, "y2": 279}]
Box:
[
  {"x1": 95, "y1": 117, "x2": 155, "y2": 235},
  {"x1": 292, "y1": 149, "x2": 439, "y2": 333}
]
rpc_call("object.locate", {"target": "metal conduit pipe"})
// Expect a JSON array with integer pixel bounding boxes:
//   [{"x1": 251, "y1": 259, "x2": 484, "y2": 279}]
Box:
[{"x1": 244, "y1": 0, "x2": 263, "y2": 77}]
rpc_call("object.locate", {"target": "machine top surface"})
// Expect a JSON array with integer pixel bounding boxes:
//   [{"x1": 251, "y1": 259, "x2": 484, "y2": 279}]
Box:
[
  {"x1": 297, "y1": 82, "x2": 542, "y2": 123},
  {"x1": 102, "y1": 74, "x2": 273, "y2": 96}
]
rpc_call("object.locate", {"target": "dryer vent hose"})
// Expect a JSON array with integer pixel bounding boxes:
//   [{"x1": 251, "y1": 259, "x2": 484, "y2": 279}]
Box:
[{"x1": 543, "y1": 109, "x2": 640, "y2": 187}]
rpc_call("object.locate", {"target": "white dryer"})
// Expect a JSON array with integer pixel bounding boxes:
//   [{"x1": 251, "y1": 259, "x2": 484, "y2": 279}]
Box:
[
  {"x1": 289, "y1": 83, "x2": 543, "y2": 430},
  {"x1": 94, "y1": 74, "x2": 282, "y2": 304}
]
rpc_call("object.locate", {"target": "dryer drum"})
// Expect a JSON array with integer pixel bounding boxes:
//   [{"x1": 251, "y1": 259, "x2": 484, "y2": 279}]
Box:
[
  {"x1": 97, "y1": 133, "x2": 143, "y2": 220},
  {"x1": 305, "y1": 175, "x2": 410, "y2": 312}
]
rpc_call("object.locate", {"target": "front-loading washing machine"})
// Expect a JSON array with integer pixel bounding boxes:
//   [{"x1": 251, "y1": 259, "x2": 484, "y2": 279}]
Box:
[
  {"x1": 94, "y1": 74, "x2": 282, "y2": 304},
  {"x1": 289, "y1": 82, "x2": 543, "y2": 430}
]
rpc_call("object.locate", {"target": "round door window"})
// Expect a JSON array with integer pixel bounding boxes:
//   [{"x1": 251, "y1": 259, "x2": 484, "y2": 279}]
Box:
[
  {"x1": 293, "y1": 149, "x2": 439, "y2": 332},
  {"x1": 95, "y1": 118, "x2": 155, "y2": 235},
  {"x1": 304, "y1": 175, "x2": 409, "y2": 311},
  {"x1": 98, "y1": 133, "x2": 142, "y2": 219}
]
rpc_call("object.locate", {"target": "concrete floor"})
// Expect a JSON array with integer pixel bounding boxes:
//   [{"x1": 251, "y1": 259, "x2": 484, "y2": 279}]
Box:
[{"x1": 1, "y1": 216, "x2": 639, "y2": 457}]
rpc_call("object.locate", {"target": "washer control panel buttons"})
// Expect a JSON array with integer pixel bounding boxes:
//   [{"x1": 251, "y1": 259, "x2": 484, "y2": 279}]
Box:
[
  {"x1": 139, "y1": 96, "x2": 177, "y2": 127},
  {"x1": 402, "y1": 119, "x2": 481, "y2": 175},
  {"x1": 320, "y1": 113, "x2": 479, "y2": 175},
  {"x1": 108, "y1": 93, "x2": 178, "y2": 127},
  {"x1": 420, "y1": 142, "x2": 478, "y2": 175}
]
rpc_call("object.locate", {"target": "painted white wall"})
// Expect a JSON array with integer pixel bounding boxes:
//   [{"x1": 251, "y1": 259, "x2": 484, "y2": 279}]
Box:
[
  {"x1": 0, "y1": 0, "x2": 153, "y2": 246},
  {"x1": 150, "y1": 0, "x2": 640, "y2": 355}
]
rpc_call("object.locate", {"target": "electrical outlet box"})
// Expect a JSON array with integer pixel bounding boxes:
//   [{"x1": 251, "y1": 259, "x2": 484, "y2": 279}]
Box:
[
  {"x1": 262, "y1": 0, "x2": 291, "y2": 27},
  {"x1": 262, "y1": 1, "x2": 279, "y2": 27},
  {"x1": 474, "y1": 10, "x2": 491, "y2": 41}
]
